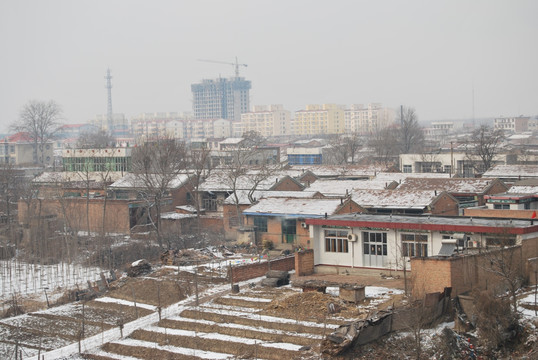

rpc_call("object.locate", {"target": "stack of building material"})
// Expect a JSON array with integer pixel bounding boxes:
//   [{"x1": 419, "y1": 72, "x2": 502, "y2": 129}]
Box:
[
  {"x1": 261, "y1": 270, "x2": 290, "y2": 287},
  {"x1": 127, "y1": 259, "x2": 151, "y2": 277}
]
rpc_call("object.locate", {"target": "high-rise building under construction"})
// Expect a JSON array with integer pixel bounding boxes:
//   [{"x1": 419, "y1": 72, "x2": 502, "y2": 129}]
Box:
[{"x1": 191, "y1": 77, "x2": 251, "y2": 121}]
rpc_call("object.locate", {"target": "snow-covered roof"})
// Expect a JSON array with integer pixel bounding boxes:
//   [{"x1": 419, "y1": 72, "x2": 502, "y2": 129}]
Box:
[
  {"x1": 220, "y1": 138, "x2": 244, "y2": 145},
  {"x1": 305, "y1": 179, "x2": 393, "y2": 196},
  {"x1": 351, "y1": 189, "x2": 440, "y2": 209},
  {"x1": 176, "y1": 205, "x2": 198, "y2": 213},
  {"x1": 288, "y1": 165, "x2": 386, "y2": 178},
  {"x1": 110, "y1": 173, "x2": 190, "y2": 189},
  {"x1": 374, "y1": 172, "x2": 451, "y2": 183},
  {"x1": 243, "y1": 197, "x2": 347, "y2": 217},
  {"x1": 224, "y1": 190, "x2": 320, "y2": 205},
  {"x1": 160, "y1": 212, "x2": 197, "y2": 220},
  {"x1": 33, "y1": 171, "x2": 124, "y2": 184},
  {"x1": 506, "y1": 185, "x2": 538, "y2": 195},
  {"x1": 483, "y1": 165, "x2": 538, "y2": 179},
  {"x1": 398, "y1": 178, "x2": 500, "y2": 194},
  {"x1": 198, "y1": 170, "x2": 291, "y2": 192}
]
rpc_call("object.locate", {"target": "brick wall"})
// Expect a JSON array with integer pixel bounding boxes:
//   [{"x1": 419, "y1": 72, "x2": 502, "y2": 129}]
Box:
[
  {"x1": 18, "y1": 198, "x2": 131, "y2": 234},
  {"x1": 431, "y1": 193, "x2": 459, "y2": 216},
  {"x1": 273, "y1": 177, "x2": 303, "y2": 191},
  {"x1": 295, "y1": 249, "x2": 314, "y2": 276},
  {"x1": 464, "y1": 208, "x2": 537, "y2": 219},
  {"x1": 229, "y1": 255, "x2": 295, "y2": 283},
  {"x1": 223, "y1": 203, "x2": 249, "y2": 239},
  {"x1": 411, "y1": 241, "x2": 532, "y2": 298}
]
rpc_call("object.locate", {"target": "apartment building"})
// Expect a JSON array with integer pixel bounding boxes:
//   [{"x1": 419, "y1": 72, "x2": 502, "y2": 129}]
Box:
[
  {"x1": 293, "y1": 104, "x2": 345, "y2": 136},
  {"x1": 89, "y1": 114, "x2": 130, "y2": 137},
  {"x1": 237, "y1": 105, "x2": 291, "y2": 137},
  {"x1": 494, "y1": 116, "x2": 530, "y2": 133},
  {"x1": 191, "y1": 77, "x2": 251, "y2": 121},
  {"x1": 344, "y1": 103, "x2": 395, "y2": 134},
  {"x1": 0, "y1": 132, "x2": 54, "y2": 166}
]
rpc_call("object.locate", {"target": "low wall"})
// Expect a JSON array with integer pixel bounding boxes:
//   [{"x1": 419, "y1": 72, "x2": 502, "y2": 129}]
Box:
[
  {"x1": 295, "y1": 249, "x2": 314, "y2": 276},
  {"x1": 228, "y1": 255, "x2": 295, "y2": 283},
  {"x1": 411, "y1": 242, "x2": 532, "y2": 298}
]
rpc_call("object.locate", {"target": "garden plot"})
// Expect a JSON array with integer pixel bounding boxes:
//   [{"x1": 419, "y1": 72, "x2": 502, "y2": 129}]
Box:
[
  {"x1": 0, "y1": 260, "x2": 103, "y2": 302},
  {"x1": 83, "y1": 284, "x2": 407, "y2": 360}
]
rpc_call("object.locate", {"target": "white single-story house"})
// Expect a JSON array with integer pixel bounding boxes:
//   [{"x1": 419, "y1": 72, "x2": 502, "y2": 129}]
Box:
[{"x1": 305, "y1": 214, "x2": 538, "y2": 270}]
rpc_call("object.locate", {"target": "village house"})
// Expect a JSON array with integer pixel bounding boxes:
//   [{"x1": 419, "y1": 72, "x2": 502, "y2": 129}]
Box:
[
  {"x1": 350, "y1": 189, "x2": 459, "y2": 216},
  {"x1": 196, "y1": 171, "x2": 305, "y2": 214},
  {"x1": 397, "y1": 177, "x2": 509, "y2": 209},
  {"x1": 222, "y1": 190, "x2": 322, "y2": 240},
  {"x1": 304, "y1": 178, "x2": 399, "y2": 197},
  {"x1": 108, "y1": 172, "x2": 192, "y2": 208},
  {"x1": 482, "y1": 164, "x2": 538, "y2": 183},
  {"x1": 305, "y1": 213, "x2": 538, "y2": 274},
  {"x1": 242, "y1": 196, "x2": 362, "y2": 250}
]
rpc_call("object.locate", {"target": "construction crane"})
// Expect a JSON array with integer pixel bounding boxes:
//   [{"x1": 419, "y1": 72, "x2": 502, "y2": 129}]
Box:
[{"x1": 197, "y1": 57, "x2": 248, "y2": 78}]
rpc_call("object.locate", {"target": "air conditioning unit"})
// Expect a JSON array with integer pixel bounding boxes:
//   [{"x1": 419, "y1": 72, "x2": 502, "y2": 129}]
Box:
[
  {"x1": 301, "y1": 222, "x2": 308, "y2": 229},
  {"x1": 347, "y1": 233, "x2": 358, "y2": 242},
  {"x1": 467, "y1": 240, "x2": 480, "y2": 248}
]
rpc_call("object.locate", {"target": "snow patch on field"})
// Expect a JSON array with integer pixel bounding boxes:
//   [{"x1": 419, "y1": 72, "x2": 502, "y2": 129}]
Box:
[
  {"x1": 93, "y1": 296, "x2": 158, "y2": 311},
  {"x1": 110, "y1": 338, "x2": 233, "y2": 359}
]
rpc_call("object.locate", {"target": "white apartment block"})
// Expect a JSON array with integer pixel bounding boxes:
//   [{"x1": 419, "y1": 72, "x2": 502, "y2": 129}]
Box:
[
  {"x1": 399, "y1": 152, "x2": 507, "y2": 177},
  {"x1": 238, "y1": 105, "x2": 291, "y2": 137},
  {"x1": 494, "y1": 116, "x2": 530, "y2": 133},
  {"x1": 344, "y1": 103, "x2": 395, "y2": 134},
  {"x1": 293, "y1": 104, "x2": 345, "y2": 136}
]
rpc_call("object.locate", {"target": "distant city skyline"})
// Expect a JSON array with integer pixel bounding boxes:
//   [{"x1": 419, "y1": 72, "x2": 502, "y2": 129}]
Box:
[{"x1": 1, "y1": 0, "x2": 537, "y2": 133}]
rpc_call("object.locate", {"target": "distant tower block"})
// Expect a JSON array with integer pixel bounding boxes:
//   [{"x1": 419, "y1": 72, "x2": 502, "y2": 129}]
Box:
[{"x1": 105, "y1": 69, "x2": 113, "y2": 132}]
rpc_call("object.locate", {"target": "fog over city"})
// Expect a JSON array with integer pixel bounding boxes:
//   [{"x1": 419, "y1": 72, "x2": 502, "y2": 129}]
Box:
[{"x1": 0, "y1": 0, "x2": 536, "y2": 130}]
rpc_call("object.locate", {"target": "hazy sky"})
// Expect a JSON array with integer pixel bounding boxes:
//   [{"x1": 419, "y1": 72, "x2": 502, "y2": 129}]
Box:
[{"x1": 1, "y1": 0, "x2": 536, "y2": 132}]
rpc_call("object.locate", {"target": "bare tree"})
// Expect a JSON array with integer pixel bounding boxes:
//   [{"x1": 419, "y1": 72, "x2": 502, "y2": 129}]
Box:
[
  {"x1": 465, "y1": 125, "x2": 505, "y2": 173},
  {"x1": 221, "y1": 131, "x2": 276, "y2": 227},
  {"x1": 327, "y1": 133, "x2": 363, "y2": 165},
  {"x1": 11, "y1": 100, "x2": 62, "y2": 165},
  {"x1": 184, "y1": 143, "x2": 214, "y2": 234},
  {"x1": 397, "y1": 107, "x2": 424, "y2": 154},
  {"x1": 131, "y1": 137, "x2": 187, "y2": 249},
  {"x1": 0, "y1": 163, "x2": 20, "y2": 232},
  {"x1": 481, "y1": 238, "x2": 523, "y2": 315},
  {"x1": 77, "y1": 129, "x2": 114, "y2": 149},
  {"x1": 368, "y1": 126, "x2": 400, "y2": 166}
]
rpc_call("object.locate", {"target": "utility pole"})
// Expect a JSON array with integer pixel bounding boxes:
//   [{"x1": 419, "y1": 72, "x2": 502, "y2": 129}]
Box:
[
  {"x1": 105, "y1": 69, "x2": 113, "y2": 133},
  {"x1": 400, "y1": 105, "x2": 404, "y2": 126},
  {"x1": 450, "y1": 141, "x2": 454, "y2": 178}
]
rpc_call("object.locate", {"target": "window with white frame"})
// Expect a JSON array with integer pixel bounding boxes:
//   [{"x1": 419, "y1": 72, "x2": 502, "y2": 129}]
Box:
[
  {"x1": 362, "y1": 231, "x2": 387, "y2": 256},
  {"x1": 403, "y1": 165, "x2": 412, "y2": 173},
  {"x1": 401, "y1": 233, "x2": 428, "y2": 257},
  {"x1": 324, "y1": 229, "x2": 349, "y2": 253}
]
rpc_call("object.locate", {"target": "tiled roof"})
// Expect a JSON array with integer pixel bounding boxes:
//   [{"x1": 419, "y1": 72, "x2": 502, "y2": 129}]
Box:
[
  {"x1": 243, "y1": 197, "x2": 346, "y2": 217},
  {"x1": 351, "y1": 189, "x2": 440, "y2": 209},
  {"x1": 398, "y1": 178, "x2": 499, "y2": 194}
]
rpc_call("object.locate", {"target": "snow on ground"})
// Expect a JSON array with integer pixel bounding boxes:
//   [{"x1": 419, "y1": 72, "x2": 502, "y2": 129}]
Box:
[
  {"x1": 111, "y1": 338, "x2": 233, "y2": 359},
  {"x1": 220, "y1": 294, "x2": 272, "y2": 302},
  {"x1": 366, "y1": 286, "x2": 404, "y2": 298},
  {"x1": 0, "y1": 260, "x2": 103, "y2": 302},
  {"x1": 93, "y1": 297, "x2": 158, "y2": 311},
  {"x1": 166, "y1": 314, "x2": 324, "y2": 339},
  {"x1": 147, "y1": 325, "x2": 305, "y2": 351},
  {"x1": 183, "y1": 304, "x2": 332, "y2": 328}
]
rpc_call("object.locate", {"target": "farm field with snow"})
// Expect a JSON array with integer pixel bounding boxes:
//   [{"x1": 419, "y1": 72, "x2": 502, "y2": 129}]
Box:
[{"x1": 0, "y1": 257, "x2": 404, "y2": 359}]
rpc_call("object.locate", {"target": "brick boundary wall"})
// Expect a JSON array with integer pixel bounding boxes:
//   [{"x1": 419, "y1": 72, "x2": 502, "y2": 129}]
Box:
[
  {"x1": 411, "y1": 244, "x2": 529, "y2": 298},
  {"x1": 295, "y1": 249, "x2": 314, "y2": 276},
  {"x1": 229, "y1": 255, "x2": 295, "y2": 283}
]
